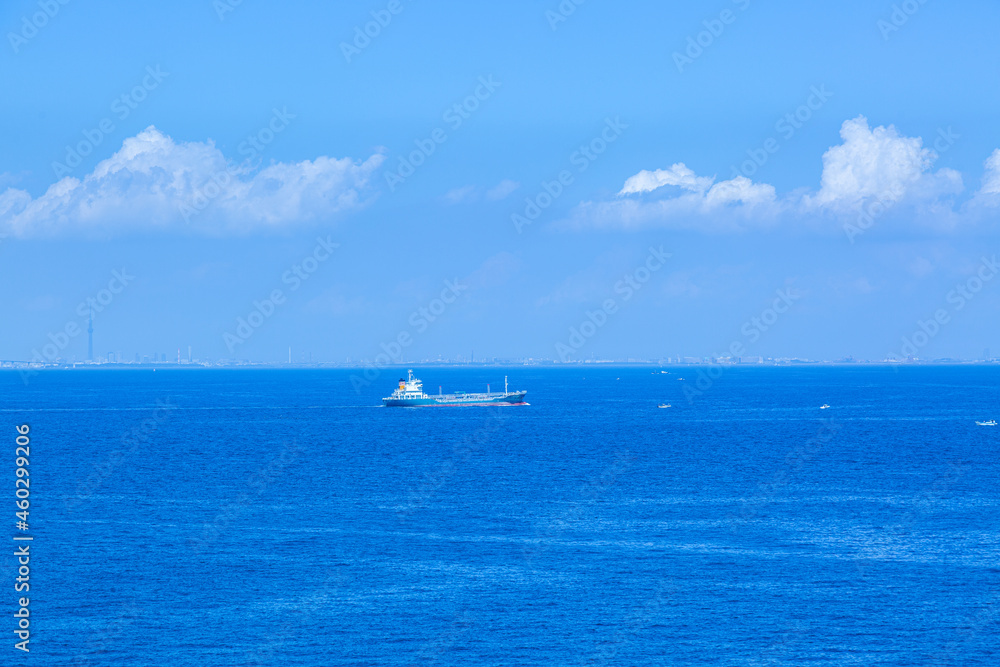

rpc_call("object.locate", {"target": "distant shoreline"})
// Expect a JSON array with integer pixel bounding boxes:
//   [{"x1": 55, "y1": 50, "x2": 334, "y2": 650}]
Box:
[{"x1": 3, "y1": 360, "x2": 999, "y2": 371}]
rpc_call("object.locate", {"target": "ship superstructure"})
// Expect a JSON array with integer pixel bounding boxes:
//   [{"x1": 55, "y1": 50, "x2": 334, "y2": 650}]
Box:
[{"x1": 382, "y1": 370, "x2": 527, "y2": 407}]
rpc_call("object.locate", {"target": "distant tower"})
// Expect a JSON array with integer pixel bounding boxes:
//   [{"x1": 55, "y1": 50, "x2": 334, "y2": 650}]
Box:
[{"x1": 87, "y1": 307, "x2": 94, "y2": 361}]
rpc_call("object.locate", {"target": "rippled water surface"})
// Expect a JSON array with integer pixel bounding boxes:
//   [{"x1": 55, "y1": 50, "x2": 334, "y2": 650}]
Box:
[{"x1": 5, "y1": 365, "x2": 999, "y2": 665}]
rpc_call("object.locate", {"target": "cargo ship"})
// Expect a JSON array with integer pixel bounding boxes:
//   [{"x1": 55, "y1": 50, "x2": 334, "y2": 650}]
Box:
[{"x1": 382, "y1": 370, "x2": 528, "y2": 407}]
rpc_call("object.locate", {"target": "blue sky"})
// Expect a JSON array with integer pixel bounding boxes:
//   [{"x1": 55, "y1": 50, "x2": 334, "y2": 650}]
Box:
[{"x1": 2, "y1": 0, "x2": 1000, "y2": 363}]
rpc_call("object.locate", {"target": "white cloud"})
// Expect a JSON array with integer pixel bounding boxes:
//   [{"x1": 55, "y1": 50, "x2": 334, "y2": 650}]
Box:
[
  {"x1": 804, "y1": 116, "x2": 959, "y2": 210},
  {"x1": 564, "y1": 164, "x2": 778, "y2": 232},
  {"x1": 704, "y1": 176, "x2": 776, "y2": 208},
  {"x1": 443, "y1": 185, "x2": 478, "y2": 204},
  {"x1": 981, "y1": 149, "x2": 1000, "y2": 196},
  {"x1": 486, "y1": 179, "x2": 520, "y2": 201},
  {"x1": 0, "y1": 126, "x2": 384, "y2": 237},
  {"x1": 619, "y1": 163, "x2": 713, "y2": 195},
  {"x1": 571, "y1": 115, "x2": 974, "y2": 232},
  {"x1": 563, "y1": 195, "x2": 779, "y2": 233},
  {"x1": 0, "y1": 188, "x2": 30, "y2": 220}
]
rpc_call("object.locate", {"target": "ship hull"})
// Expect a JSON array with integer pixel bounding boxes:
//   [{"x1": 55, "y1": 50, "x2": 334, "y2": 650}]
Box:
[
  {"x1": 383, "y1": 391, "x2": 527, "y2": 407},
  {"x1": 382, "y1": 397, "x2": 438, "y2": 407}
]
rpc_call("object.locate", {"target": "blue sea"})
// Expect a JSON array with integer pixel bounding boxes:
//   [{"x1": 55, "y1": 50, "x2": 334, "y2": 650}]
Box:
[{"x1": 5, "y1": 365, "x2": 1000, "y2": 666}]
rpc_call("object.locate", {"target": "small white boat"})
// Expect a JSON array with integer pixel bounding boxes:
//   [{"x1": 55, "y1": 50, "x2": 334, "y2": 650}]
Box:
[
  {"x1": 658, "y1": 403, "x2": 671, "y2": 408},
  {"x1": 976, "y1": 420, "x2": 997, "y2": 426},
  {"x1": 820, "y1": 404, "x2": 830, "y2": 410}
]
